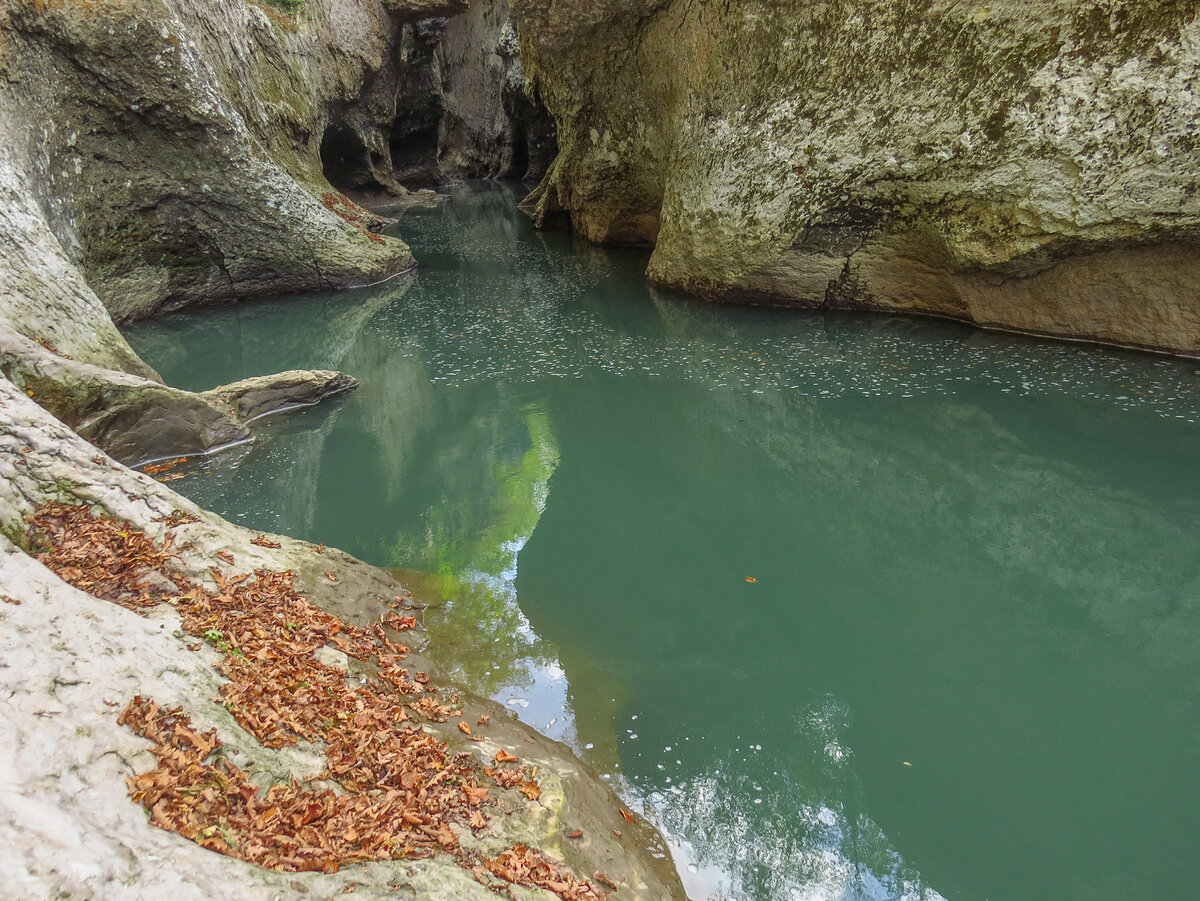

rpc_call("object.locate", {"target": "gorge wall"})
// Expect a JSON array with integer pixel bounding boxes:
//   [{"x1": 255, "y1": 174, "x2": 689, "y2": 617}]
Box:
[
  {"x1": 0, "y1": 0, "x2": 550, "y2": 465},
  {"x1": 512, "y1": 0, "x2": 1200, "y2": 355}
]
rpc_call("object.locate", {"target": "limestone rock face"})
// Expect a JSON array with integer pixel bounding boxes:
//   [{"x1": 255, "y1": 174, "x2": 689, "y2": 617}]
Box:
[
  {"x1": 438, "y1": 0, "x2": 558, "y2": 181},
  {"x1": 0, "y1": 0, "x2": 416, "y2": 323},
  {"x1": 513, "y1": 0, "x2": 1200, "y2": 354}
]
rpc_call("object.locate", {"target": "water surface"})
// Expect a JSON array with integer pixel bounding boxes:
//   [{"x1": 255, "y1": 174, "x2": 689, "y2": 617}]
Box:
[{"x1": 126, "y1": 183, "x2": 1200, "y2": 901}]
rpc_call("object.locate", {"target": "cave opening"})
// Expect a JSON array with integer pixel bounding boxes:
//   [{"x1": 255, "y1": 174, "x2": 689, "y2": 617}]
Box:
[
  {"x1": 320, "y1": 125, "x2": 373, "y2": 193},
  {"x1": 505, "y1": 126, "x2": 531, "y2": 181},
  {"x1": 388, "y1": 122, "x2": 440, "y2": 185}
]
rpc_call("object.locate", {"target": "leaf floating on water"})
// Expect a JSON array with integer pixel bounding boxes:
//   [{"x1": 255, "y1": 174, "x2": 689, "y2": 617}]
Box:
[
  {"x1": 744, "y1": 577, "x2": 757, "y2": 583},
  {"x1": 143, "y1": 457, "x2": 189, "y2": 475}
]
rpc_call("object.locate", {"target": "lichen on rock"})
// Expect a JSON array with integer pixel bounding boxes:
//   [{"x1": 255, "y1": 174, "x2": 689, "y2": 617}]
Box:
[{"x1": 512, "y1": 0, "x2": 1200, "y2": 355}]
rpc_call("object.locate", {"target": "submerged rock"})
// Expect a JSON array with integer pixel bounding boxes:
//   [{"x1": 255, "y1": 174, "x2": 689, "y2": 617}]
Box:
[{"x1": 512, "y1": 0, "x2": 1200, "y2": 355}]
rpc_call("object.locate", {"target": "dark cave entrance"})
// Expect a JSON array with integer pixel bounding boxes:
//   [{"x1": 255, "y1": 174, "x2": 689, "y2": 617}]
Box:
[
  {"x1": 505, "y1": 127, "x2": 531, "y2": 181},
  {"x1": 388, "y1": 122, "x2": 440, "y2": 185},
  {"x1": 320, "y1": 125, "x2": 373, "y2": 193}
]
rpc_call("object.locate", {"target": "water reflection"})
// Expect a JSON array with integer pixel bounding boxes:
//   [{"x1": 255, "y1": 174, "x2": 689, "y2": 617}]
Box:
[{"x1": 126, "y1": 183, "x2": 1200, "y2": 901}]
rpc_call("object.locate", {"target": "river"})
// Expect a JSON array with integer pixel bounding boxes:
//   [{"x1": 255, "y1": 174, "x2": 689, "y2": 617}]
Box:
[{"x1": 125, "y1": 182, "x2": 1200, "y2": 901}]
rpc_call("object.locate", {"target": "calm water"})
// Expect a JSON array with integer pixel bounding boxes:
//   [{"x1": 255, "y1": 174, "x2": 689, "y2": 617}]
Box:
[{"x1": 126, "y1": 183, "x2": 1200, "y2": 901}]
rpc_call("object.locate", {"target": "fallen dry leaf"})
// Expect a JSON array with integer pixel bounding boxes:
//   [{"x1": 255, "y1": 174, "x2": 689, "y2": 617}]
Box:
[
  {"x1": 458, "y1": 721, "x2": 472, "y2": 736},
  {"x1": 324, "y1": 570, "x2": 339, "y2": 583},
  {"x1": 494, "y1": 749, "x2": 518, "y2": 764},
  {"x1": 29, "y1": 503, "x2": 605, "y2": 901},
  {"x1": 251, "y1": 535, "x2": 281, "y2": 549},
  {"x1": 567, "y1": 829, "x2": 583, "y2": 839}
]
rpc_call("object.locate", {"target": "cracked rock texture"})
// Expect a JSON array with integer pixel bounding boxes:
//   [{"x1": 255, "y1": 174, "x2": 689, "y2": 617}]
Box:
[
  {"x1": 0, "y1": 0, "x2": 423, "y2": 323},
  {"x1": 513, "y1": 0, "x2": 1200, "y2": 354},
  {"x1": 0, "y1": 379, "x2": 686, "y2": 900},
  {"x1": 437, "y1": 0, "x2": 558, "y2": 182}
]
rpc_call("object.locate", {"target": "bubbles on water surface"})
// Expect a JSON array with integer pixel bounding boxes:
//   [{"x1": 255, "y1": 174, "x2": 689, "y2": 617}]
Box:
[{"x1": 375, "y1": 204, "x2": 1200, "y2": 423}]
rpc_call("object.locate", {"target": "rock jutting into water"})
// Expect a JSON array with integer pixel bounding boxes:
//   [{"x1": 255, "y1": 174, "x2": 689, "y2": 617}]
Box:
[
  {"x1": 511, "y1": 0, "x2": 1200, "y2": 355},
  {"x1": 0, "y1": 0, "x2": 556, "y2": 464}
]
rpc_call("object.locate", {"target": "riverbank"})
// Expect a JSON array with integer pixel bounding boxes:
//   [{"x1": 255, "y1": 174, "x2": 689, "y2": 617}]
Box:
[{"x1": 0, "y1": 379, "x2": 684, "y2": 898}]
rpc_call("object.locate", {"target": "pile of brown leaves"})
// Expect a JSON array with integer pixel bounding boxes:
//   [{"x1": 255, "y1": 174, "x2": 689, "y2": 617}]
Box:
[
  {"x1": 27, "y1": 503, "x2": 177, "y2": 610},
  {"x1": 321, "y1": 192, "x2": 387, "y2": 245},
  {"x1": 28, "y1": 504, "x2": 604, "y2": 898},
  {"x1": 486, "y1": 845, "x2": 608, "y2": 901}
]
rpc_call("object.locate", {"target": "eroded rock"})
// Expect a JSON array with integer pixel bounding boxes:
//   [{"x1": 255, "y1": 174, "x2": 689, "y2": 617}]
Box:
[{"x1": 512, "y1": 0, "x2": 1200, "y2": 355}]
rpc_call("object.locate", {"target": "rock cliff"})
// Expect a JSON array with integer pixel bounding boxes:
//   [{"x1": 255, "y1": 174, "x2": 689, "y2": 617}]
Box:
[
  {"x1": 513, "y1": 0, "x2": 1200, "y2": 355},
  {"x1": 0, "y1": 0, "x2": 551, "y2": 465}
]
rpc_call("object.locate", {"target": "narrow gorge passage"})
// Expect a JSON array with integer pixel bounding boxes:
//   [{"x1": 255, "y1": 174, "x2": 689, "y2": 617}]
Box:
[{"x1": 127, "y1": 184, "x2": 1200, "y2": 901}]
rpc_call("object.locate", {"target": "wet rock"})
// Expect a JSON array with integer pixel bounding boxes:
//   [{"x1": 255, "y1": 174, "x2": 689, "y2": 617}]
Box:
[
  {"x1": 199, "y1": 369, "x2": 358, "y2": 425},
  {"x1": 512, "y1": 0, "x2": 1200, "y2": 355}
]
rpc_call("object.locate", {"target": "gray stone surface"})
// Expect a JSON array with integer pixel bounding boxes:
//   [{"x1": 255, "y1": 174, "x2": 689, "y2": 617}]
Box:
[
  {"x1": 513, "y1": 0, "x2": 1200, "y2": 354},
  {"x1": 0, "y1": 0, "x2": 418, "y2": 323},
  {"x1": 0, "y1": 378, "x2": 686, "y2": 900}
]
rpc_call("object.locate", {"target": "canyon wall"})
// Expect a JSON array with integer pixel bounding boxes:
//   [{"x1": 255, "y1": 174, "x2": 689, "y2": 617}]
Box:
[
  {"x1": 0, "y1": 0, "x2": 549, "y2": 464},
  {"x1": 513, "y1": 0, "x2": 1200, "y2": 354}
]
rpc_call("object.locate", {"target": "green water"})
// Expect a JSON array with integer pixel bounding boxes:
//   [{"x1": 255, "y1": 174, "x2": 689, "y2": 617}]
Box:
[{"x1": 125, "y1": 183, "x2": 1200, "y2": 901}]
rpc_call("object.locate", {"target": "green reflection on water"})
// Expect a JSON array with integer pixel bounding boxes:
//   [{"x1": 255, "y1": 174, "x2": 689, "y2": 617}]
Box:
[{"x1": 125, "y1": 182, "x2": 1200, "y2": 901}]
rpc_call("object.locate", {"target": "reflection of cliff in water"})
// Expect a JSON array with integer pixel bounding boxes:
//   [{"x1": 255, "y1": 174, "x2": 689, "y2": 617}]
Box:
[
  {"x1": 125, "y1": 279, "x2": 415, "y2": 537},
  {"x1": 127, "y1": 183, "x2": 1200, "y2": 901},
  {"x1": 642, "y1": 288, "x2": 1200, "y2": 680},
  {"x1": 513, "y1": 291, "x2": 1200, "y2": 901}
]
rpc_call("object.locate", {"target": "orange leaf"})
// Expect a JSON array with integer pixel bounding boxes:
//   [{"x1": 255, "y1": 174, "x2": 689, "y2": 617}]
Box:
[
  {"x1": 494, "y1": 749, "x2": 518, "y2": 764},
  {"x1": 458, "y1": 721, "x2": 472, "y2": 736},
  {"x1": 619, "y1": 808, "x2": 635, "y2": 823},
  {"x1": 519, "y1": 781, "x2": 541, "y2": 801},
  {"x1": 462, "y1": 783, "x2": 489, "y2": 806}
]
